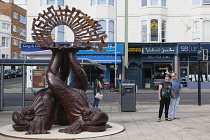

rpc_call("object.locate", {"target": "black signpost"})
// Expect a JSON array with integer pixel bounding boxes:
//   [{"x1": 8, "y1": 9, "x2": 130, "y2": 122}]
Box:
[
  {"x1": 197, "y1": 43, "x2": 202, "y2": 106},
  {"x1": 197, "y1": 44, "x2": 209, "y2": 106}
]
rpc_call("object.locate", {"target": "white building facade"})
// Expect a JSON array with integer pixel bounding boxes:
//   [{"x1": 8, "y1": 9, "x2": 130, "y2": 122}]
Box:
[
  {"x1": 25, "y1": 0, "x2": 210, "y2": 89},
  {"x1": 0, "y1": 12, "x2": 11, "y2": 59}
]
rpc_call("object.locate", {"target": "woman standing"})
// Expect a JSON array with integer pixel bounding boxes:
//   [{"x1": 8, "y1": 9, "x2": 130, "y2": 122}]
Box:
[
  {"x1": 93, "y1": 76, "x2": 103, "y2": 107},
  {"x1": 157, "y1": 74, "x2": 173, "y2": 122}
]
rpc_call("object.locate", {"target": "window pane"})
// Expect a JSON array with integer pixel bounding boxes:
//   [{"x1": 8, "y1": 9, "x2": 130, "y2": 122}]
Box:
[
  {"x1": 98, "y1": 20, "x2": 106, "y2": 31},
  {"x1": 20, "y1": 16, "x2": 26, "y2": 24},
  {"x1": 109, "y1": 0, "x2": 114, "y2": 6},
  {"x1": 58, "y1": 0, "x2": 64, "y2": 6},
  {"x1": 151, "y1": 19, "x2": 158, "y2": 41},
  {"x1": 109, "y1": 20, "x2": 114, "y2": 31},
  {"x1": 13, "y1": 12, "x2": 18, "y2": 19},
  {"x1": 203, "y1": 0, "x2": 210, "y2": 4},
  {"x1": 193, "y1": 0, "x2": 200, "y2": 5},
  {"x1": 108, "y1": 32, "x2": 114, "y2": 42},
  {"x1": 40, "y1": 0, "x2": 44, "y2": 6},
  {"x1": 57, "y1": 32, "x2": 64, "y2": 42},
  {"x1": 47, "y1": 0, "x2": 55, "y2": 5},
  {"x1": 141, "y1": 20, "x2": 147, "y2": 42},
  {"x1": 151, "y1": 0, "x2": 158, "y2": 5},
  {"x1": 193, "y1": 21, "x2": 200, "y2": 40},
  {"x1": 98, "y1": 0, "x2": 106, "y2": 5},
  {"x1": 203, "y1": 20, "x2": 210, "y2": 41},
  {"x1": 161, "y1": 0, "x2": 166, "y2": 6},
  {"x1": 154, "y1": 63, "x2": 172, "y2": 79},
  {"x1": 91, "y1": 0, "x2": 96, "y2": 5},
  {"x1": 161, "y1": 20, "x2": 166, "y2": 42},
  {"x1": 142, "y1": 0, "x2": 147, "y2": 6},
  {"x1": 58, "y1": 25, "x2": 64, "y2": 31}
]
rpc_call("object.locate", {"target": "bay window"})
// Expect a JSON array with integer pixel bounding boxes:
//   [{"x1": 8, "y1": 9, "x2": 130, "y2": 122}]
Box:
[
  {"x1": 91, "y1": 0, "x2": 114, "y2": 6},
  {"x1": 141, "y1": 19, "x2": 166, "y2": 42},
  {"x1": 141, "y1": 0, "x2": 166, "y2": 7},
  {"x1": 98, "y1": 19, "x2": 115, "y2": 42}
]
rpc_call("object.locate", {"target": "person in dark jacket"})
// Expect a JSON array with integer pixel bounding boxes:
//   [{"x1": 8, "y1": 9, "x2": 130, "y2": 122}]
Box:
[
  {"x1": 93, "y1": 76, "x2": 103, "y2": 107},
  {"x1": 157, "y1": 74, "x2": 173, "y2": 122}
]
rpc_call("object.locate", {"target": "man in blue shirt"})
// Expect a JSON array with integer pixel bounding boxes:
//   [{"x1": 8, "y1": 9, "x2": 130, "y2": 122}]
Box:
[{"x1": 170, "y1": 72, "x2": 181, "y2": 120}]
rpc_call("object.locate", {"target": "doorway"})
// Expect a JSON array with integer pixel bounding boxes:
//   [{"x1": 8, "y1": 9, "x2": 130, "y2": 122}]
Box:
[
  {"x1": 179, "y1": 67, "x2": 188, "y2": 88},
  {"x1": 143, "y1": 68, "x2": 151, "y2": 88}
]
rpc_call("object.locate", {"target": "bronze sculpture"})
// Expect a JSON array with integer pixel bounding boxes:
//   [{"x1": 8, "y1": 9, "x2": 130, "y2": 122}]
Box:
[{"x1": 12, "y1": 5, "x2": 109, "y2": 134}]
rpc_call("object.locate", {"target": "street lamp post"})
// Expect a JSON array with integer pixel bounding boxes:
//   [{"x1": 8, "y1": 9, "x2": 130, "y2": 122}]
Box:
[
  {"x1": 124, "y1": 0, "x2": 128, "y2": 80},
  {"x1": 114, "y1": 0, "x2": 117, "y2": 88}
]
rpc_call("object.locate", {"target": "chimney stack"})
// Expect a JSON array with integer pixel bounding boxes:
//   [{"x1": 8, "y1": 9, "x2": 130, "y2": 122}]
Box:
[{"x1": 9, "y1": 0, "x2": 14, "y2": 3}]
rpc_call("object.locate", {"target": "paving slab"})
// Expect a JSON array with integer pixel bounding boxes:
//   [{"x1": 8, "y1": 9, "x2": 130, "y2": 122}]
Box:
[{"x1": 0, "y1": 104, "x2": 210, "y2": 140}]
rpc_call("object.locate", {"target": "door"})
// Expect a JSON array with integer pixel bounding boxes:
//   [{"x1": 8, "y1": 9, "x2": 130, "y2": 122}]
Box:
[
  {"x1": 128, "y1": 63, "x2": 140, "y2": 88},
  {"x1": 143, "y1": 68, "x2": 151, "y2": 88},
  {"x1": 179, "y1": 67, "x2": 189, "y2": 88}
]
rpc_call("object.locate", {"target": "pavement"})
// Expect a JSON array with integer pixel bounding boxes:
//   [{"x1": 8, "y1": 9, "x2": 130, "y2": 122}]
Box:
[
  {"x1": 1, "y1": 103, "x2": 210, "y2": 140},
  {"x1": 1, "y1": 88, "x2": 210, "y2": 140}
]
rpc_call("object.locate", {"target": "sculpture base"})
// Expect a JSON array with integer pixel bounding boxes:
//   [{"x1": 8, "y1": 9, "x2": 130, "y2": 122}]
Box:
[{"x1": 0, "y1": 122, "x2": 124, "y2": 139}]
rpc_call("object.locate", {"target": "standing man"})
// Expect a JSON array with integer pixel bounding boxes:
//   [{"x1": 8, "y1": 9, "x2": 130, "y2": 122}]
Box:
[{"x1": 170, "y1": 72, "x2": 181, "y2": 120}]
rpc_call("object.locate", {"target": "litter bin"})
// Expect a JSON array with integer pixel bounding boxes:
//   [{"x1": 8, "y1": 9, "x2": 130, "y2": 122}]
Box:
[{"x1": 121, "y1": 83, "x2": 136, "y2": 112}]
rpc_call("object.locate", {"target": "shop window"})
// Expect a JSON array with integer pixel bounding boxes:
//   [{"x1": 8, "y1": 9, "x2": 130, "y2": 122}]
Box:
[
  {"x1": 189, "y1": 62, "x2": 208, "y2": 82},
  {"x1": 181, "y1": 60, "x2": 209, "y2": 82},
  {"x1": 154, "y1": 63, "x2": 172, "y2": 79}
]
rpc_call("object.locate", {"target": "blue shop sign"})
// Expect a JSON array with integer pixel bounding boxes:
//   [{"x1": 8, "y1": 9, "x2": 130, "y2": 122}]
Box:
[
  {"x1": 21, "y1": 42, "x2": 124, "y2": 55},
  {"x1": 77, "y1": 43, "x2": 124, "y2": 55},
  {"x1": 178, "y1": 43, "x2": 210, "y2": 54}
]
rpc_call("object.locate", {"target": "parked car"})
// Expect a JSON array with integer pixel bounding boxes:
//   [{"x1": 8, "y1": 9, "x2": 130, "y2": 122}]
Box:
[
  {"x1": 15, "y1": 68, "x2": 26, "y2": 77},
  {"x1": 4, "y1": 69, "x2": 16, "y2": 79}
]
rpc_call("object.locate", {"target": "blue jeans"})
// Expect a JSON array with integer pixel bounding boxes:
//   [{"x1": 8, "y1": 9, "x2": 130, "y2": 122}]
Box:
[
  {"x1": 170, "y1": 96, "x2": 180, "y2": 118},
  {"x1": 93, "y1": 92, "x2": 100, "y2": 107}
]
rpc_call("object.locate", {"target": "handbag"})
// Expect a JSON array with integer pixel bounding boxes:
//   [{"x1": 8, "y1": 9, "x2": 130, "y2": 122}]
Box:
[
  {"x1": 95, "y1": 79, "x2": 103, "y2": 100},
  {"x1": 95, "y1": 92, "x2": 103, "y2": 100}
]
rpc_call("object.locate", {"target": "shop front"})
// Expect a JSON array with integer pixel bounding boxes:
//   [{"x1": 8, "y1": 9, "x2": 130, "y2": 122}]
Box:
[
  {"x1": 21, "y1": 42, "x2": 124, "y2": 89},
  {"x1": 76, "y1": 43, "x2": 124, "y2": 89},
  {"x1": 128, "y1": 43, "x2": 177, "y2": 89},
  {"x1": 178, "y1": 43, "x2": 210, "y2": 89}
]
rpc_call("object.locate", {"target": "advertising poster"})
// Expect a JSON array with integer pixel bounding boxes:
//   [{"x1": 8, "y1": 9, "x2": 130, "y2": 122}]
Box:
[{"x1": 32, "y1": 70, "x2": 46, "y2": 89}]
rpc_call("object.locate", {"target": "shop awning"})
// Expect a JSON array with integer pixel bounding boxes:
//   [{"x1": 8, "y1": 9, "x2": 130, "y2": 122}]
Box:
[
  {"x1": 142, "y1": 60, "x2": 173, "y2": 63},
  {"x1": 77, "y1": 55, "x2": 121, "y2": 64}
]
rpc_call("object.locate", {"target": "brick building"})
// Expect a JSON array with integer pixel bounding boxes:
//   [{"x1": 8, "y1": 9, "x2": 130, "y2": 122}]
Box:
[{"x1": 0, "y1": 0, "x2": 26, "y2": 59}]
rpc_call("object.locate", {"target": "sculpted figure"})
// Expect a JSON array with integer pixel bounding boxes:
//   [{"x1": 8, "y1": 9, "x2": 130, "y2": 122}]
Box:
[{"x1": 12, "y1": 6, "x2": 109, "y2": 134}]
